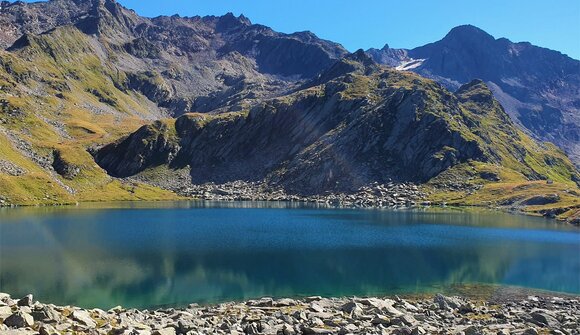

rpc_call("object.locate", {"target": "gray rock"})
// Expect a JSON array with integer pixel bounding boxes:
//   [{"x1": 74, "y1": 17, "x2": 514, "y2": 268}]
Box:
[
  {"x1": 433, "y1": 294, "x2": 462, "y2": 310},
  {"x1": 16, "y1": 295, "x2": 33, "y2": 307},
  {"x1": 523, "y1": 328, "x2": 539, "y2": 335},
  {"x1": 302, "y1": 327, "x2": 333, "y2": 335},
  {"x1": 72, "y1": 309, "x2": 96, "y2": 328},
  {"x1": 282, "y1": 323, "x2": 296, "y2": 335},
  {"x1": 1, "y1": 330, "x2": 37, "y2": 335},
  {"x1": 371, "y1": 315, "x2": 391, "y2": 325},
  {"x1": 340, "y1": 301, "x2": 360, "y2": 314},
  {"x1": 39, "y1": 324, "x2": 59, "y2": 335},
  {"x1": 243, "y1": 322, "x2": 259, "y2": 335},
  {"x1": 275, "y1": 299, "x2": 297, "y2": 307},
  {"x1": 152, "y1": 328, "x2": 176, "y2": 335},
  {"x1": 530, "y1": 311, "x2": 560, "y2": 328},
  {"x1": 3, "y1": 312, "x2": 34, "y2": 328},
  {"x1": 309, "y1": 303, "x2": 324, "y2": 313},
  {"x1": 0, "y1": 305, "x2": 13, "y2": 319},
  {"x1": 392, "y1": 314, "x2": 417, "y2": 326},
  {"x1": 464, "y1": 325, "x2": 483, "y2": 335}
]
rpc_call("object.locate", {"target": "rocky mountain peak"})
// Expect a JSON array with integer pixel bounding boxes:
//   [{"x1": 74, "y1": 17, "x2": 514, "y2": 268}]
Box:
[
  {"x1": 347, "y1": 49, "x2": 376, "y2": 66},
  {"x1": 443, "y1": 24, "x2": 495, "y2": 43},
  {"x1": 216, "y1": 12, "x2": 251, "y2": 32},
  {"x1": 306, "y1": 49, "x2": 380, "y2": 88}
]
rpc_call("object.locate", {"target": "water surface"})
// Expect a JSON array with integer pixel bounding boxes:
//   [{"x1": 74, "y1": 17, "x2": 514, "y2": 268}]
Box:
[{"x1": 0, "y1": 202, "x2": 578, "y2": 308}]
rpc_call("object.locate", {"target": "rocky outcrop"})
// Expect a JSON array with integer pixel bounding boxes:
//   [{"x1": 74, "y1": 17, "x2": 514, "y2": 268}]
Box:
[
  {"x1": 94, "y1": 120, "x2": 180, "y2": 177},
  {"x1": 51, "y1": 150, "x2": 79, "y2": 180}
]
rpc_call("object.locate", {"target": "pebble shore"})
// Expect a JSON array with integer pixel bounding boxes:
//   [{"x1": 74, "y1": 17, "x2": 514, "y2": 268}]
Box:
[{"x1": 1, "y1": 292, "x2": 578, "y2": 335}]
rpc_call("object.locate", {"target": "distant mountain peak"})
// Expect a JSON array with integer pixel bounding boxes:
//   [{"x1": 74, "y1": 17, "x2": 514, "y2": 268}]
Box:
[
  {"x1": 347, "y1": 49, "x2": 376, "y2": 65},
  {"x1": 443, "y1": 24, "x2": 495, "y2": 43},
  {"x1": 218, "y1": 12, "x2": 252, "y2": 30}
]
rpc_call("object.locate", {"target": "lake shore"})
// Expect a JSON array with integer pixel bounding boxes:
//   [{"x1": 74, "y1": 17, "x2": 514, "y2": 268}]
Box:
[
  {"x1": 1, "y1": 291, "x2": 578, "y2": 335},
  {"x1": 1, "y1": 177, "x2": 578, "y2": 226}
]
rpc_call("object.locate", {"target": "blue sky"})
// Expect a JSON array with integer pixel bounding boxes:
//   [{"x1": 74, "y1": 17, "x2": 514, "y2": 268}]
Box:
[{"x1": 25, "y1": 0, "x2": 580, "y2": 59}]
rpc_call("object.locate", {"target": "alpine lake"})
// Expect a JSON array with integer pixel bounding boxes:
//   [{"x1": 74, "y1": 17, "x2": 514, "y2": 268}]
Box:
[{"x1": 0, "y1": 201, "x2": 578, "y2": 309}]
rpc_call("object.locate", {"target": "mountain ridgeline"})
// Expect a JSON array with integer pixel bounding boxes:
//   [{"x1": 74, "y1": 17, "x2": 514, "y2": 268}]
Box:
[
  {"x1": 367, "y1": 25, "x2": 580, "y2": 165},
  {"x1": 0, "y1": 0, "x2": 578, "y2": 213},
  {"x1": 95, "y1": 52, "x2": 577, "y2": 194}
]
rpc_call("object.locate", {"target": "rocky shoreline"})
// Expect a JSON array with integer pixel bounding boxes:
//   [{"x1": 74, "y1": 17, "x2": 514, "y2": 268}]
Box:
[
  {"x1": 175, "y1": 181, "x2": 428, "y2": 208},
  {"x1": 1, "y1": 292, "x2": 578, "y2": 335}
]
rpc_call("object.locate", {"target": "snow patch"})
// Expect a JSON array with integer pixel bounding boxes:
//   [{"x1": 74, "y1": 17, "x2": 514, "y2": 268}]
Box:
[{"x1": 395, "y1": 58, "x2": 426, "y2": 71}]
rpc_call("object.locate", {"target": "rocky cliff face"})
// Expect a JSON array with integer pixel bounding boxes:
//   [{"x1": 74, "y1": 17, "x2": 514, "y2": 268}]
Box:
[
  {"x1": 95, "y1": 55, "x2": 577, "y2": 195},
  {"x1": 367, "y1": 25, "x2": 580, "y2": 166}
]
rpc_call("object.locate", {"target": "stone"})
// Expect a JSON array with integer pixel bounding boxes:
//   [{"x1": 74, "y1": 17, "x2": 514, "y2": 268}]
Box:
[
  {"x1": 523, "y1": 328, "x2": 539, "y2": 335},
  {"x1": 282, "y1": 323, "x2": 296, "y2": 335},
  {"x1": 275, "y1": 299, "x2": 297, "y2": 307},
  {"x1": 433, "y1": 294, "x2": 462, "y2": 310},
  {"x1": 304, "y1": 296, "x2": 322, "y2": 302},
  {"x1": 17, "y1": 295, "x2": 33, "y2": 307},
  {"x1": 302, "y1": 327, "x2": 333, "y2": 335},
  {"x1": 0, "y1": 305, "x2": 13, "y2": 319},
  {"x1": 392, "y1": 314, "x2": 417, "y2": 326},
  {"x1": 464, "y1": 325, "x2": 483, "y2": 335},
  {"x1": 31, "y1": 306, "x2": 61, "y2": 322},
  {"x1": 340, "y1": 301, "x2": 360, "y2": 314},
  {"x1": 530, "y1": 311, "x2": 560, "y2": 328},
  {"x1": 309, "y1": 303, "x2": 325, "y2": 313},
  {"x1": 339, "y1": 324, "x2": 359, "y2": 334},
  {"x1": 152, "y1": 328, "x2": 176, "y2": 335},
  {"x1": 411, "y1": 326, "x2": 426, "y2": 335},
  {"x1": 371, "y1": 315, "x2": 391, "y2": 325},
  {"x1": 72, "y1": 309, "x2": 96, "y2": 328},
  {"x1": 243, "y1": 322, "x2": 259, "y2": 335},
  {"x1": 3, "y1": 312, "x2": 34, "y2": 328},
  {"x1": 39, "y1": 324, "x2": 59, "y2": 335},
  {"x1": 459, "y1": 302, "x2": 475, "y2": 314},
  {"x1": 1, "y1": 330, "x2": 36, "y2": 335}
]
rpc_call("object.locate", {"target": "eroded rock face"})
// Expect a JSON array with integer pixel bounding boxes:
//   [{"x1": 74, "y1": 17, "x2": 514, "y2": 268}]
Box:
[
  {"x1": 94, "y1": 120, "x2": 180, "y2": 177},
  {"x1": 52, "y1": 151, "x2": 80, "y2": 180}
]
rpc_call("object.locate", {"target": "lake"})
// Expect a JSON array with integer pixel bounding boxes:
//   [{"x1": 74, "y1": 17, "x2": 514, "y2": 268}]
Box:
[{"x1": 0, "y1": 201, "x2": 579, "y2": 309}]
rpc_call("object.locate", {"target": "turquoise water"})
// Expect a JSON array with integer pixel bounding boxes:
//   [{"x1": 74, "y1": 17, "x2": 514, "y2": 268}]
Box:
[{"x1": 0, "y1": 202, "x2": 579, "y2": 309}]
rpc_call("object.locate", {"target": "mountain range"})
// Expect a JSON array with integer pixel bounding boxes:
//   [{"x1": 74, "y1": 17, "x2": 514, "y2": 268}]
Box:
[
  {"x1": 367, "y1": 25, "x2": 580, "y2": 164},
  {"x1": 0, "y1": 0, "x2": 577, "y2": 219}
]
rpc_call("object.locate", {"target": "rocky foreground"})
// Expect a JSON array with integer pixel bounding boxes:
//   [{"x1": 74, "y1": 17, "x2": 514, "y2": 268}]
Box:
[{"x1": 1, "y1": 293, "x2": 578, "y2": 335}]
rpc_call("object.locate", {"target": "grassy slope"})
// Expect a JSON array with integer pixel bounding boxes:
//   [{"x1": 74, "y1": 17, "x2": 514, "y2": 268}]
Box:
[
  {"x1": 0, "y1": 27, "x2": 179, "y2": 205},
  {"x1": 424, "y1": 81, "x2": 579, "y2": 220}
]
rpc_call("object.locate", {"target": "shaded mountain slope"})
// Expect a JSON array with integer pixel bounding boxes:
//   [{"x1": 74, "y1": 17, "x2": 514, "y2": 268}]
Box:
[
  {"x1": 95, "y1": 54, "x2": 578, "y2": 195},
  {"x1": 367, "y1": 25, "x2": 580, "y2": 165}
]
